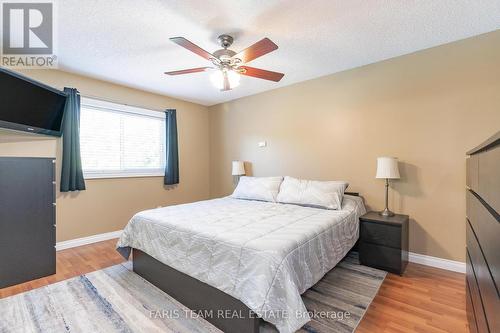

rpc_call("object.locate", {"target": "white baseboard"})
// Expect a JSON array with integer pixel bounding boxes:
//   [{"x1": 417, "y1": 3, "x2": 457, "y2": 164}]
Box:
[
  {"x1": 55, "y1": 230, "x2": 465, "y2": 273},
  {"x1": 56, "y1": 230, "x2": 122, "y2": 251},
  {"x1": 408, "y1": 251, "x2": 465, "y2": 273}
]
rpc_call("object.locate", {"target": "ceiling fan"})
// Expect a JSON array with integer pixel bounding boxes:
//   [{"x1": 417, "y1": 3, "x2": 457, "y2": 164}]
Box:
[{"x1": 165, "y1": 34, "x2": 284, "y2": 91}]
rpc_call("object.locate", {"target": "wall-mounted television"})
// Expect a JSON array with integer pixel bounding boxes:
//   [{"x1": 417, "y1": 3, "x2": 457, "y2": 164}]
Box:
[{"x1": 0, "y1": 68, "x2": 67, "y2": 137}]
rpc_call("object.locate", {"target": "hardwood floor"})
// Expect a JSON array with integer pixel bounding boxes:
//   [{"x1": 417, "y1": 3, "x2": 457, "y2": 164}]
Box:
[
  {"x1": 0, "y1": 239, "x2": 468, "y2": 333},
  {"x1": 357, "y1": 263, "x2": 468, "y2": 333}
]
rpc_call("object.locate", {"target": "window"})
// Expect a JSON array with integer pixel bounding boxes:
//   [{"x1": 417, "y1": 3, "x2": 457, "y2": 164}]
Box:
[{"x1": 80, "y1": 97, "x2": 166, "y2": 179}]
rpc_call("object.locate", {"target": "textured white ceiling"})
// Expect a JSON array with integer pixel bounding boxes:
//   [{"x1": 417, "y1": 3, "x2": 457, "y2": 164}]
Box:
[{"x1": 56, "y1": 0, "x2": 500, "y2": 106}]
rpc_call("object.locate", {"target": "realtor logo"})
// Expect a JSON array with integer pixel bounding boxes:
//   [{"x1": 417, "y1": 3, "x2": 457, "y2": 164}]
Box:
[
  {"x1": 3, "y1": 2, "x2": 52, "y2": 54},
  {"x1": 1, "y1": 1, "x2": 57, "y2": 68}
]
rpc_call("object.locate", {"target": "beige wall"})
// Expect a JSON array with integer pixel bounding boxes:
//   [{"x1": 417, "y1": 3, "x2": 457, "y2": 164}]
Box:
[
  {"x1": 209, "y1": 31, "x2": 500, "y2": 262},
  {"x1": 0, "y1": 70, "x2": 210, "y2": 242}
]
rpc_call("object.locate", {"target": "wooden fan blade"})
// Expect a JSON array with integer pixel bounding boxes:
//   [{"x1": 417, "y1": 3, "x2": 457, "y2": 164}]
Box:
[
  {"x1": 170, "y1": 37, "x2": 214, "y2": 61},
  {"x1": 222, "y1": 72, "x2": 231, "y2": 91},
  {"x1": 164, "y1": 67, "x2": 211, "y2": 75},
  {"x1": 233, "y1": 38, "x2": 278, "y2": 63},
  {"x1": 239, "y1": 66, "x2": 284, "y2": 82}
]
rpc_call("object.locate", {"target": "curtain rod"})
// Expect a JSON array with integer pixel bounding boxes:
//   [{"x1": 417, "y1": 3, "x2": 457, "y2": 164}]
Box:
[{"x1": 78, "y1": 93, "x2": 166, "y2": 113}]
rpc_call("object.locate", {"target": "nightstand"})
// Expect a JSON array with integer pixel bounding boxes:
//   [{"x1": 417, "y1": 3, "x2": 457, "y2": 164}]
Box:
[{"x1": 359, "y1": 211, "x2": 409, "y2": 275}]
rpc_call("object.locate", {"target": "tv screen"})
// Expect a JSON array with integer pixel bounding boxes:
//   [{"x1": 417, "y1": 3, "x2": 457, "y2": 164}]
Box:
[{"x1": 0, "y1": 68, "x2": 67, "y2": 137}]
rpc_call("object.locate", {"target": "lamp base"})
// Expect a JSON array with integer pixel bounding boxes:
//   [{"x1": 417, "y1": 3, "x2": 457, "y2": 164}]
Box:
[
  {"x1": 379, "y1": 208, "x2": 395, "y2": 217},
  {"x1": 233, "y1": 175, "x2": 242, "y2": 187}
]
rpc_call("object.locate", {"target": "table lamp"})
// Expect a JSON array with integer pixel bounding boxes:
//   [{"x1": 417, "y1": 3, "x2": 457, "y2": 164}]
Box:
[
  {"x1": 232, "y1": 161, "x2": 245, "y2": 183},
  {"x1": 376, "y1": 157, "x2": 400, "y2": 217}
]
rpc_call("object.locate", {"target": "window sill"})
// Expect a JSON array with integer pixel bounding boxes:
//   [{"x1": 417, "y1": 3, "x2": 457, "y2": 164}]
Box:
[{"x1": 84, "y1": 172, "x2": 164, "y2": 180}]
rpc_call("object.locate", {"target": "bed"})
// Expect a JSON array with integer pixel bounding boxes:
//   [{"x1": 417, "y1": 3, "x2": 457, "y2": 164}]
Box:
[{"x1": 117, "y1": 194, "x2": 366, "y2": 333}]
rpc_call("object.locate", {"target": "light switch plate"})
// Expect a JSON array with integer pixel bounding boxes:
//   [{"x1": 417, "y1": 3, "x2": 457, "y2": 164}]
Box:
[{"x1": 258, "y1": 141, "x2": 267, "y2": 147}]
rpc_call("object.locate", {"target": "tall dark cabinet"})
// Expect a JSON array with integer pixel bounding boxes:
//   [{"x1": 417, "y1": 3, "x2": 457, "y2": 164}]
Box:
[
  {"x1": 0, "y1": 157, "x2": 56, "y2": 288},
  {"x1": 465, "y1": 132, "x2": 499, "y2": 333}
]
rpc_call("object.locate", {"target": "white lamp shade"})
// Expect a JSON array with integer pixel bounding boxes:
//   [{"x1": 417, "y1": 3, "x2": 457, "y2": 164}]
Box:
[
  {"x1": 232, "y1": 161, "x2": 245, "y2": 176},
  {"x1": 376, "y1": 157, "x2": 400, "y2": 179}
]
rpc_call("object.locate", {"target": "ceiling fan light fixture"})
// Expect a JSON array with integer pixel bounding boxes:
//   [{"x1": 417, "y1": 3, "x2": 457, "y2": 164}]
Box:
[
  {"x1": 210, "y1": 69, "x2": 240, "y2": 90},
  {"x1": 166, "y1": 35, "x2": 284, "y2": 90}
]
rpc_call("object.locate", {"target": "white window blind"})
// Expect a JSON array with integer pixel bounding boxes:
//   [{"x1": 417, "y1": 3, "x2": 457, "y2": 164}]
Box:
[{"x1": 80, "y1": 97, "x2": 166, "y2": 179}]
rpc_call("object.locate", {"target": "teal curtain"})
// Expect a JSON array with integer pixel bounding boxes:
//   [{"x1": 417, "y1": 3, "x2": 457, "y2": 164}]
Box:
[
  {"x1": 60, "y1": 88, "x2": 86, "y2": 192},
  {"x1": 164, "y1": 109, "x2": 179, "y2": 185}
]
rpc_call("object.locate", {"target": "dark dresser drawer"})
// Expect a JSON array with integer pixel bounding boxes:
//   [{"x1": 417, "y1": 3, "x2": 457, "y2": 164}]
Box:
[
  {"x1": 467, "y1": 190, "x2": 500, "y2": 288},
  {"x1": 360, "y1": 221, "x2": 401, "y2": 248},
  {"x1": 466, "y1": 279, "x2": 478, "y2": 333},
  {"x1": 467, "y1": 220, "x2": 500, "y2": 331},
  {"x1": 467, "y1": 154, "x2": 479, "y2": 192},
  {"x1": 466, "y1": 250, "x2": 490, "y2": 333},
  {"x1": 478, "y1": 145, "x2": 500, "y2": 214}
]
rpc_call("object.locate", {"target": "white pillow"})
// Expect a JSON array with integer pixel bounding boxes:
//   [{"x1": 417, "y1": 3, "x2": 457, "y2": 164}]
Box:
[
  {"x1": 231, "y1": 176, "x2": 283, "y2": 202},
  {"x1": 276, "y1": 176, "x2": 349, "y2": 210}
]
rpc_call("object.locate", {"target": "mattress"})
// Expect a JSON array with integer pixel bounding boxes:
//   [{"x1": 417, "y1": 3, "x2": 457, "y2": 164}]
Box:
[{"x1": 117, "y1": 195, "x2": 366, "y2": 333}]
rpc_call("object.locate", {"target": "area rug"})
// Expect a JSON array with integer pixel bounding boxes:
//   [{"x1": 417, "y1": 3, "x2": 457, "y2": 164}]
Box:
[{"x1": 0, "y1": 252, "x2": 386, "y2": 333}]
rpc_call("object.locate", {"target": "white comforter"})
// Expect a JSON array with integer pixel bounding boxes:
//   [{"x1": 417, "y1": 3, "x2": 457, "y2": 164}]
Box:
[{"x1": 117, "y1": 196, "x2": 366, "y2": 333}]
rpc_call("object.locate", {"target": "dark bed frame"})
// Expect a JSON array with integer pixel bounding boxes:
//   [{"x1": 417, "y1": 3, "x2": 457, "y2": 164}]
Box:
[
  {"x1": 133, "y1": 249, "x2": 261, "y2": 333},
  {"x1": 132, "y1": 192, "x2": 360, "y2": 333}
]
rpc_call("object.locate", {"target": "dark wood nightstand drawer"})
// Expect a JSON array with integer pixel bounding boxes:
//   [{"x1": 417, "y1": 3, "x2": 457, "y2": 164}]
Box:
[
  {"x1": 360, "y1": 221, "x2": 401, "y2": 249},
  {"x1": 359, "y1": 242, "x2": 402, "y2": 274}
]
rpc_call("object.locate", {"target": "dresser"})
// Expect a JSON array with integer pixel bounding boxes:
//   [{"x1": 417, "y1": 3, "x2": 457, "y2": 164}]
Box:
[
  {"x1": 0, "y1": 157, "x2": 56, "y2": 288},
  {"x1": 466, "y1": 131, "x2": 499, "y2": 333}
]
